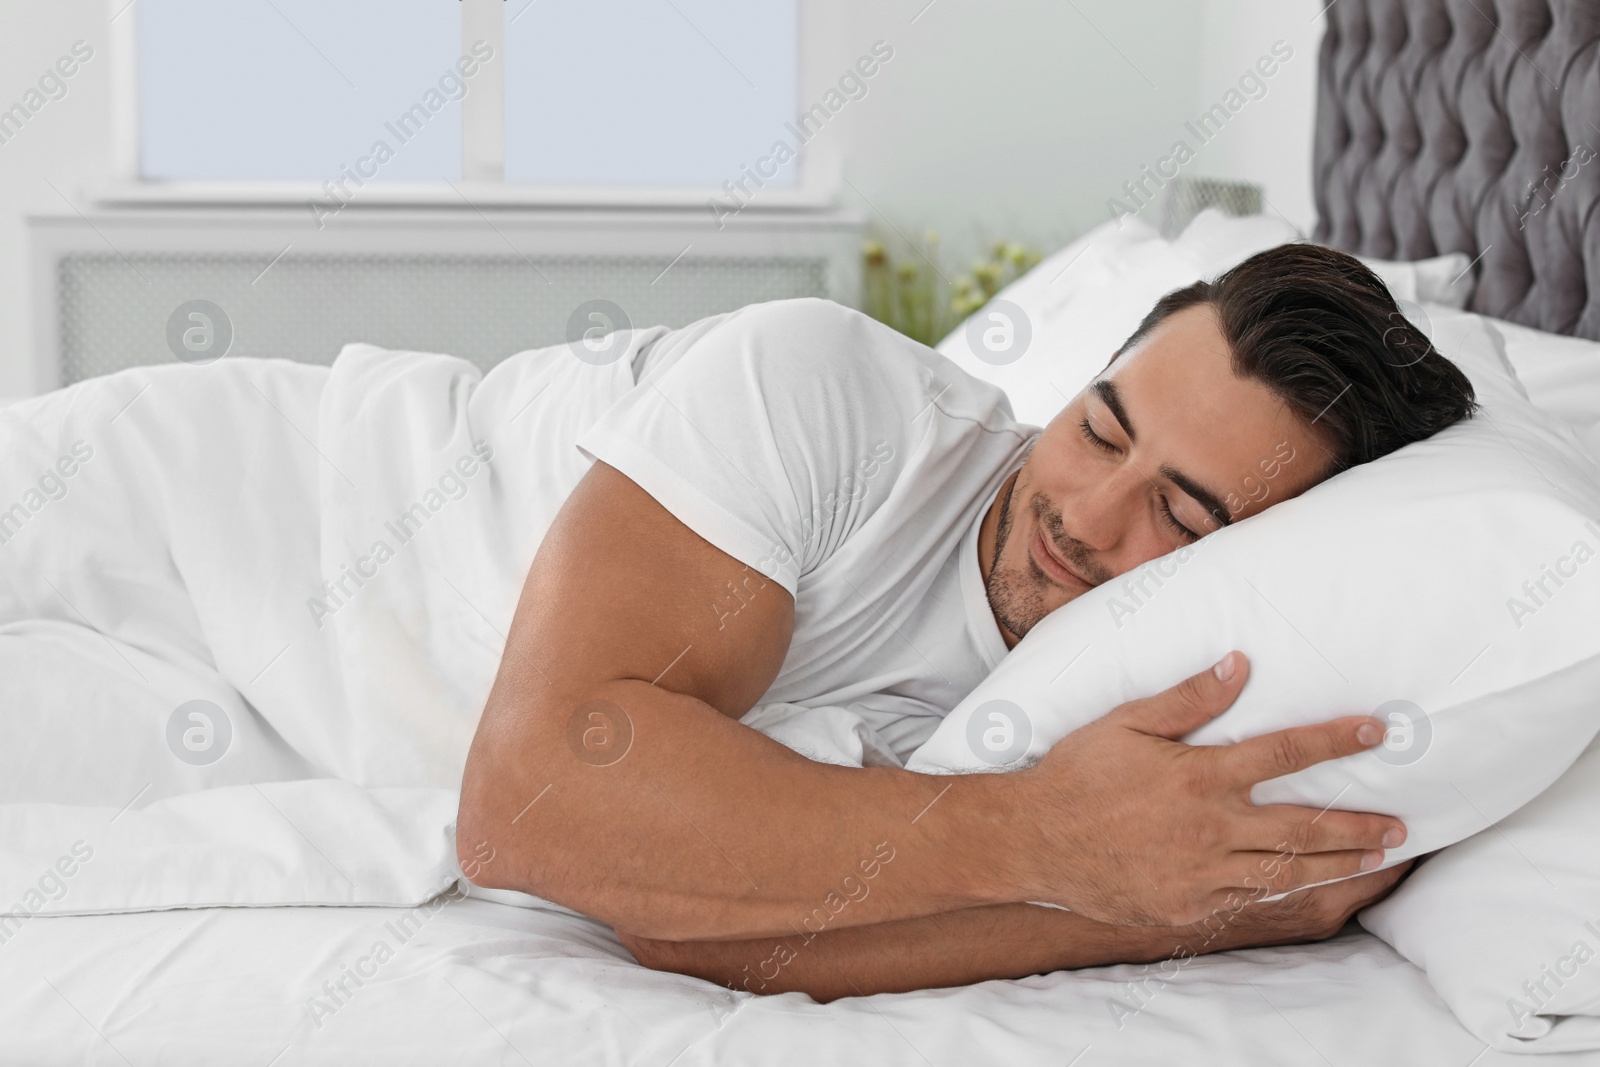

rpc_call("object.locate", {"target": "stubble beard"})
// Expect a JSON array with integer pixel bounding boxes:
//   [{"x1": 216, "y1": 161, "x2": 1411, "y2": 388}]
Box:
[
  {"x1": 985, "y1": 454, "x2": 1114, "y2": 639},
  {"x1": 983, "y1": 470, "x2": 1053, "y2": 641}
]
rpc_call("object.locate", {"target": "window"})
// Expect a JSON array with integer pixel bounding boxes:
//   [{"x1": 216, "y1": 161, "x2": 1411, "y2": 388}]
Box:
[
  {"x1": 503, "y1": 1, "x2": 796, "y2": 188},
  {"x1": 114, "y1": 0, "x2": 826, "y2": 206},
  {"x1": 138, "y1": 0, "x2": 462, "y2": 182}
]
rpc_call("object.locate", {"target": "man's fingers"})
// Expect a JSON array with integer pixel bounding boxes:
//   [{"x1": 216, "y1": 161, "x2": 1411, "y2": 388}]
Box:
[
  {"x1": 1107, "y1": 651, "x2": 1251, "y2": 740},
  {"x1": 1253, "y1": 805, "x2": 1407, "y2": 856},
  {"x1": 1219, "y1": 714, "x2": 1388, "y2": 787},
  {"x1": 1239, "y1": 854, "x2": 1416, "y2": 913},
  {"x1": 1233, "y1": 848, "x2": 1395, "y2": 898}
]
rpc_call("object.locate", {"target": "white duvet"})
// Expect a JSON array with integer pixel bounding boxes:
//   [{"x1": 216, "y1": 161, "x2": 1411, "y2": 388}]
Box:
[{"x1": 0, "y1": 338, "x2": 652, "y2": 915}]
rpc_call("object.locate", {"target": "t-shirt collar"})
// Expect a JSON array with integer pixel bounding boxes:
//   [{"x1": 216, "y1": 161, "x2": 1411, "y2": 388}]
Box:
[{"x1": 961, "y1": 474, "x2": 1015, "y2": 671}]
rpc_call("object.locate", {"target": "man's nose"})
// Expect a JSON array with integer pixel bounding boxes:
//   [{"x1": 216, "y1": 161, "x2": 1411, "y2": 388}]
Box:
[{"x1": 1061, "y1": 466, "x2": 1145, "y2": 553}]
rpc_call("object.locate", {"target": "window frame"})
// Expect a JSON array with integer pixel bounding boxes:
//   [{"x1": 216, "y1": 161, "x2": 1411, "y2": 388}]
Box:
[{"x1": 97, "y1": 0, "x2": 841, "y2": 210}]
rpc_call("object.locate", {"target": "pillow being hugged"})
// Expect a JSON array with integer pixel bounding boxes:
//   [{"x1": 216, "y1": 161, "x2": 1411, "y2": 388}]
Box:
[
  {"x1": 1359, "y1": 729, "x2": 1600, "y2": 1052},
  {"x1": 906, "y1": 309, "x2": 1600, "y2": 874}
]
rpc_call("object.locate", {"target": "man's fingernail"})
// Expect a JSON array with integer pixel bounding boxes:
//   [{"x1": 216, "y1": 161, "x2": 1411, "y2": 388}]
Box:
[
  {"x1": 1213, "y1": 652, "x2": 1236, "y2": 682},
  {"x1": 1357, "y1": 722, "x2": 1382, "y2": 746},
  {"x1": 1360, "y1": 850, "x2": 1383, "y2": 872},
  {"x1": 1382, "y1": 827, "x2": 1404, "y2": 849}
]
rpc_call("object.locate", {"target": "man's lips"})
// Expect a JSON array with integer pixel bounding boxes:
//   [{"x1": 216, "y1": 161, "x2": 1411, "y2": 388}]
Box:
[{"x1": 1030, "y1": 525, "x2": 1093, "y2": 588}]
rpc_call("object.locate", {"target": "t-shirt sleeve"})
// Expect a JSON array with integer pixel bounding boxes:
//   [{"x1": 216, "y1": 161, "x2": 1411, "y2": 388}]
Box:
[{"x1": 573, "y1": 297, "x2": 938, "y2": 598}]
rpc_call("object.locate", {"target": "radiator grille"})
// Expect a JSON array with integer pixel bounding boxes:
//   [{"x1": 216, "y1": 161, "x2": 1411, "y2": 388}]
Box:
[{"x1": 57, "y1": 253, "x2": 830, "y2": 383}]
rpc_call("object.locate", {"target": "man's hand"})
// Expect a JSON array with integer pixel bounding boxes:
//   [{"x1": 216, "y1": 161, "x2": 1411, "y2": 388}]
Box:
[
  {"x1": 1012, "y1": 650, "x2": 1407, "y2": 927},
  {"x1": 1173, "y1": 859, "x2": 1415, "y2": 956}
]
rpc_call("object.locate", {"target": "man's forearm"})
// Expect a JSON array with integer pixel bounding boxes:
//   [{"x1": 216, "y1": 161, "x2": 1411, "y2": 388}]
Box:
[
  {"x1": 457, "y1": 677, "x2": 1041, "y2": 942},
  {"x1": 618, "y1": 902, "x2": 1202, "y2": 1002},
  {"x1": 619, "y1": 863, "x2": 1410, "y2": 1002}
]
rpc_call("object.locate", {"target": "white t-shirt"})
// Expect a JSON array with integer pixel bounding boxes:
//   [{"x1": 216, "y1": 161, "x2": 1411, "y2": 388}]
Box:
[{"x1": 574, "y1": 297, "x2": 1039, "y2": 760}]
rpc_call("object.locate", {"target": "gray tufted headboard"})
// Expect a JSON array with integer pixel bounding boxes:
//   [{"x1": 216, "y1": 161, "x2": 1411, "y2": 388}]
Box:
[{"x1": 1311, "y1": 0, "x2": 1600, "y2": 340}]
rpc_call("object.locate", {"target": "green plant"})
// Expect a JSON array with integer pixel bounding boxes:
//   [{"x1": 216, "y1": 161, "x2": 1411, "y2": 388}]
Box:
[{"x1": 862, "y1": 231, "x2": 1042, "y2": 346}]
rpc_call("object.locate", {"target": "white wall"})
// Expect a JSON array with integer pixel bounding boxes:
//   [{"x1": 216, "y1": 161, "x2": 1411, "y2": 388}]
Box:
[
  {"x1": 817, "y1": 0, "x2": 1208, "y2": 267},
  {"x1": 0, "y1": 0, "x2": 110, "y2": 396},
  {"x1": 1193, "y1": 0, "x2": 1327, "y2": 234},
  {"x1": 828, "y1": 0, "x2": 1328, "y2": 270},
  {"x1": 0, "y1": 0, "x2": 1327, "y2": 397}
]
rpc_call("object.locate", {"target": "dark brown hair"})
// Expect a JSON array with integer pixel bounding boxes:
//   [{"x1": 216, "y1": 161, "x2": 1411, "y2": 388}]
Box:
[{"x1": 1115, "y1": 243, "x2": 1478, "y2": 473}]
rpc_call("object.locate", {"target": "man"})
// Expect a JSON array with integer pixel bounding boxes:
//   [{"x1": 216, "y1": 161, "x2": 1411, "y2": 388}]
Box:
[{"x1": 455, "y1": 243, "x2": 1477, "y2": 999}]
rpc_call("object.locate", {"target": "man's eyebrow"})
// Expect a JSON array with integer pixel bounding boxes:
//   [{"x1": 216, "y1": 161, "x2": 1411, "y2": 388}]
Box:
[
  {"x1": 1158, "y1": 464, "x2": 1233, "y2": 528},
  {"x1": 1090, "y1": 379, "x2": 1134, "y2": 444}
]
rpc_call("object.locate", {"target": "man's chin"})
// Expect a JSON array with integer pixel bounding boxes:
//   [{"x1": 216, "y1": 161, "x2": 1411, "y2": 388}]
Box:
[{"x1": 987, "y1": 569, "x2": 1072, "y2": 640}]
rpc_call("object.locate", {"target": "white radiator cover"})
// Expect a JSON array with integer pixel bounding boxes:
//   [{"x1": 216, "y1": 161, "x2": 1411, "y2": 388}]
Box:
[{"x1": 28, "y1": 206, "x2": 865, "y2": 390}]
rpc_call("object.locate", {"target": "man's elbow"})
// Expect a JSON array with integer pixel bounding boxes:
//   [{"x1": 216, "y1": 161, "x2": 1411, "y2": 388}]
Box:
[
  {"x1": 453, "y1": 744, "x2": 605, "y2": 914},
  {"x1": 454, "y1": 821, "x2": 494, "y2": 890},
  {"x1": 454, "y1": 780, "x2": 510, "y2": 892},
  {"x1": 452, "y1": 716, "x2": 703, "y2": 939},
  {"x1": 453, "y1": 744, "x2": 547, "y2": 896}
]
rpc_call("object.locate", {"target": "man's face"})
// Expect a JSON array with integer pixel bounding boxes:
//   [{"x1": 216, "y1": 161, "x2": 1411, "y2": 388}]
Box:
[{"x1": 984, "y1": 303, "x2": 1332, "y2": 645}]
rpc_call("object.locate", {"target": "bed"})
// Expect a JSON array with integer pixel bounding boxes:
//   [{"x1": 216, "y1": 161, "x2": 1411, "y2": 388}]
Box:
[
  {"x1": 7, "y1": 2, "x2": 1600, "y2": 1065},
  {"x1": 0, "y1": 897, "x2": 1528, "y2": 1065}
]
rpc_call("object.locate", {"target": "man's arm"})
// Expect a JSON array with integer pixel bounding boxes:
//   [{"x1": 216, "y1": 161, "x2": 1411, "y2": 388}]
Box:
[
  {"x1": 456, "y1": 461, "x2": 1406, "y2": 941},
  {"x1": 617, "y1": 863, "x2": 1414, "y2": 1002},
  {"x1": 457, "y1": 460, "x2": 1008, "y2": 940}
]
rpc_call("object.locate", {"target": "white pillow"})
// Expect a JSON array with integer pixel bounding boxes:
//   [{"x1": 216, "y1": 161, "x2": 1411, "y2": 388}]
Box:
[
  {"x1": 1360, "y1": 728, "x2": 1600, "y2": 1053},
  {"x1": 1357, "y1": 252, "x2": 1475, "y2": 309},
  {"x1": 936, "y1": 216, "x2": 1489, "y2": 431},
  {"x1": 935, "y1": 210, "x2": 1302, "y2": 428},
  {"x1": 907, "y1": 307, "x2": 1600, "y2": 879},
  {"x1": 1488, "y1": 316, "x2": 1600, "y2": 434}
]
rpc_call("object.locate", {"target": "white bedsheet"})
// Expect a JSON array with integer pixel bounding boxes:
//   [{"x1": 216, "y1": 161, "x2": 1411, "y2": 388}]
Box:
[{"x1": 0, "y1": 889, "x2": 1579, "y2": 1067}]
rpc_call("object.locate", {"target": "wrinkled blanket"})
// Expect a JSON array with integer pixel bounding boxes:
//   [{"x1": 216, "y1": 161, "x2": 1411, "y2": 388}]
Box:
[{"x1": 0, "y1": 338, "x2": 673, "y2": 914}]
